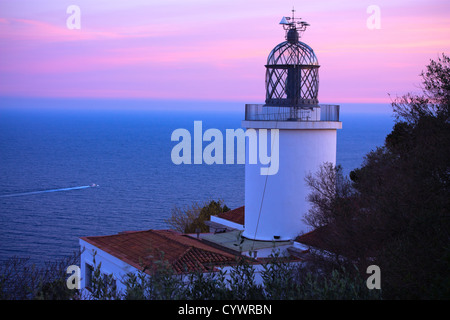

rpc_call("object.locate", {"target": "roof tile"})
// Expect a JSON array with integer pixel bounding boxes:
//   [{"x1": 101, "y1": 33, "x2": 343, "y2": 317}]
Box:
[
  {"x1": 81, "y1": 229, "x2": 238, "y2": 274},
  {"x1": 216, "y1": 206, "x2": 245, "y2": 225}
]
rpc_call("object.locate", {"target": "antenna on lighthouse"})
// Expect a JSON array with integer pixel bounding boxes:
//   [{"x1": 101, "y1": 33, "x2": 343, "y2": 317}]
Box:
[{"x1": 279, "y1": 7, "x2": 310, "y2": 40}]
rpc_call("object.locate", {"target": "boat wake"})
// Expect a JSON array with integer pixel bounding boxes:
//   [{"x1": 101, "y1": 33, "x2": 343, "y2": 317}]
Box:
[{"x1": 0, "y1": 184, "x2": 98, "y2": 198}]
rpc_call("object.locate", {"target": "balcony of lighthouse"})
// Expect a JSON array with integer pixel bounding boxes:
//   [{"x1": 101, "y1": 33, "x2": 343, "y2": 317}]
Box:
[
  {"x1": 244, "y1": 104, "x2": 340, "y2": 122},
  {"x1": 243, "y1": 104, "x2": 341, "y2": 130}
]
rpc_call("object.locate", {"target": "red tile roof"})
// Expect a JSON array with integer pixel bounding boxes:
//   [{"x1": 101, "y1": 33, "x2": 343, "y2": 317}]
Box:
[
  {"x1": 295, "y1": 227, "x2": 328, "y2": 249},
  {"x1": 80, "y1": 229, "x2": 238, "y2": 274},
  {"x1": 296, "y1": 224, "x2": 379, "y2": 258},
  {"x1": 295, "y1": 225, "x2": 342, "y2": 254},
  {"x1": 216, "y1": 206, "x2": 245, "y2": 225}
]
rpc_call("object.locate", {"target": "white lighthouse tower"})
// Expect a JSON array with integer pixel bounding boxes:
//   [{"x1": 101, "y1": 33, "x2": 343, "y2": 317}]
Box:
[{"x1": 242, "y1": 11, "x2": 342, "y2": 242}]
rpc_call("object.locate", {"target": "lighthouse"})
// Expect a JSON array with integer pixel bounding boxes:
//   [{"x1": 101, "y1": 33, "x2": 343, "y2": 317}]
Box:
[
  {"x1": 77, "y1": 12, "x2": 344, "y2": 289},
  {"x1": 242, "y1": 11, "x2": 342, "y2": 241}
]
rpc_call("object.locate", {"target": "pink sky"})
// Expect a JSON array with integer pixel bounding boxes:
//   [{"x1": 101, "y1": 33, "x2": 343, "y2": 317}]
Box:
[{"x1": 0, "y1": 0, "x2": 449, "y2": 106}]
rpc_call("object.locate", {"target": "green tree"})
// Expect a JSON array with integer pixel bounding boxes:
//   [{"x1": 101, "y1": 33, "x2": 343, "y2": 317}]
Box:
[
  {"x1": 166, "y1": 199, "x2": 230, "y2": 233},
  {"x1": 305, "y1": 54, "x2": 450, "y2": 299}
]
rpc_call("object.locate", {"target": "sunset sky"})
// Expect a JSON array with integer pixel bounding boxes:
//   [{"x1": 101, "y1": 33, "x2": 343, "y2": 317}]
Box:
[{"x1": 0, "y1": 0, "x2": 449, "y2": 106}]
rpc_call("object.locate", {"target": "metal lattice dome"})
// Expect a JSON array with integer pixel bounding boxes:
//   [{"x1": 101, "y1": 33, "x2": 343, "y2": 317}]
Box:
[{"x1": 265, "y1": 15, "x2": 320, "y2": 109}]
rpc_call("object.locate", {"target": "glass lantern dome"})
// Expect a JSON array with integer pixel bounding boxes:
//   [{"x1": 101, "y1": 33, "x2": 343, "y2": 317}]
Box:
[{"x1": 265, "y1": 13, "x2": 320, "y2": 109}]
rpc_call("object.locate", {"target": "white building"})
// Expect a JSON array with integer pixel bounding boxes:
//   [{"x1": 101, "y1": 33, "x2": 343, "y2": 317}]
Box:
[{"x1": 79, "y1": 208, "x2": 314, "y2": 294}]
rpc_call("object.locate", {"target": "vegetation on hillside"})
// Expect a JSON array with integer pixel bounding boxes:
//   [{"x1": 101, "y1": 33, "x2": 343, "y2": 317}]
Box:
[{"x1": 304, "y1": 53, "x2": 450, "y2": 299}]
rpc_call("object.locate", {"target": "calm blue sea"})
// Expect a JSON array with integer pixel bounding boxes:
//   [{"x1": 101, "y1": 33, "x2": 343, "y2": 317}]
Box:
[{"x1": 0, "y1": 98, "x2": 394, "y2": 266}]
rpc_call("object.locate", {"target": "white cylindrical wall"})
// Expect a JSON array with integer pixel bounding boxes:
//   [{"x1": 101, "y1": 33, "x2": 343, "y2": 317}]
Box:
[{"x1": 242, "y1": 124, "x2": 338, "y2": 241}]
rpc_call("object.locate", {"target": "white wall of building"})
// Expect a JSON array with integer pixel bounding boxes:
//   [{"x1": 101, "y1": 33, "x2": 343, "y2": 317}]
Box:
[
  {"x1": 210, "y1": 215, "x2": 244, "y2": 231},
  {"x1": 79, "y1": 239, "x2": 140, "y2": 294}
]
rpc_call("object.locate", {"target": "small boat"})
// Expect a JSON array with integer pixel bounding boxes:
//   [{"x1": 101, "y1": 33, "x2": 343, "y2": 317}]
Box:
[{"x1": 90, "y1": 183, "x2": 99, "y2": 187}]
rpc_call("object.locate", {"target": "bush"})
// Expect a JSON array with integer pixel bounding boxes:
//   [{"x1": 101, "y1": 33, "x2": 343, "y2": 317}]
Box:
[
  {"x1": 304, "y1": 54, "x2": 450, "y2": 299},
  {"x1": 0, "y1": 252, "x2": 81, "y2": 300},
  {"x1": 165, "y1": 199, "x2": 230, "y2": 233}
]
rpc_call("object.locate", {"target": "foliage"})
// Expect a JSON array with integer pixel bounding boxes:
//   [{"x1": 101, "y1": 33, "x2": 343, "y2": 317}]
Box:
[
  {"x1": 0, "y1": 252, "x2": 81, "y2": 300},
  {"x1": 122, "y1": 252, "x2": 185, "y2": 300},
  {"x1": 88, "y1": 251, "x2": 120, "y2": 300},
  {"x1": 261, "y1": 251, "x2": 299, "y2": 299},
  {"x1": 109, "y1": 251, "x2": 377, "y2": 300},
  {"x1": 165, "y1": 199, "x2": 230, "y2": 233},
  {"x1": 182, "y1": 268, "x2": 229, "y2": 300},
  {"x1": 227, "y1": 257, "x2": 265, "y2": 300},
  {"x1": 391, "y1": 53, "x2": 449, "y2": 124},
  {"x1": 305, "y1": 53, "x2": 450, "y2": 299},
  {"x1": 296, "y1": 266, "x2": 381, "y2": 300},
  {"x1": 0, "y1": 249, "x2": 379, "y2": 300}
]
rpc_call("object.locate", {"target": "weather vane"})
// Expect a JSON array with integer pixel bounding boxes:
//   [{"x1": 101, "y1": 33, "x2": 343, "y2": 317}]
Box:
[{"x1": 279, "y1": 8, "x2": 310, "y2": 39}]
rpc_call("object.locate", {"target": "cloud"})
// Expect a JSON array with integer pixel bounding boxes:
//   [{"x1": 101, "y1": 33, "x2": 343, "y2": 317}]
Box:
[
  {"x1": 0, "y1": 17, "x2": 181, "y2": 43},
  {"x1": 0, "y1": 0, "x2": 449, "y2": 103}
]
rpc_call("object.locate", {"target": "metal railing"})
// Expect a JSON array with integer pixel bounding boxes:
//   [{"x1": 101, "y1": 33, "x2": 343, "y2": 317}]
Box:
[{"x1": 244, "y1": 104, "x2": 340, "y2": 122}]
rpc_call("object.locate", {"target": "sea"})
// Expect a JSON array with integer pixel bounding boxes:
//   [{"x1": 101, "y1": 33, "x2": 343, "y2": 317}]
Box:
[{"x1": 0, "y1": 97, "x2": 395, "y2": 266}]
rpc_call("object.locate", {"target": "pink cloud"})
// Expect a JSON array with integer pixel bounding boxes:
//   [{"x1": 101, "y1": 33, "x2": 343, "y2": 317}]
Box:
[{"x1": 0, "y1": 0, "x2": 449, "y2": 105}]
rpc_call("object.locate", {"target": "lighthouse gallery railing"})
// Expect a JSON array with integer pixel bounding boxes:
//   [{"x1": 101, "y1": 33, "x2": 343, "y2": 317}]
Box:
[{"x1": 245, "y1": 104, "x2": 340, "y2": 122}]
